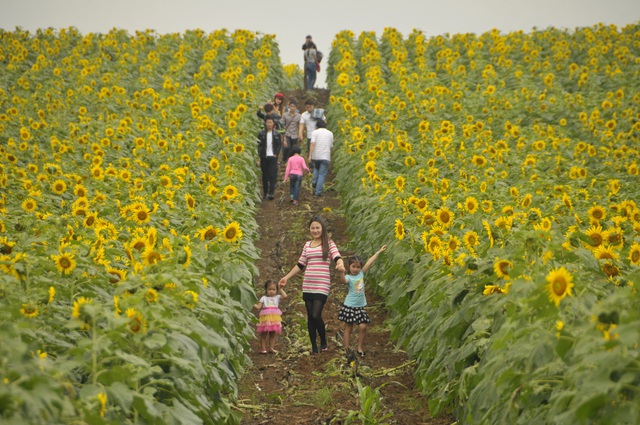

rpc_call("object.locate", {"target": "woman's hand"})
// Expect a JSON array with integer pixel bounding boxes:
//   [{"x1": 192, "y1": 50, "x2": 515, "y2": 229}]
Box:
[
  {"x1": 278, "y1": 277, "x2": 287, "y2": 287},
  {"x1": 336, "y1": 260, "x2": 345, "y2": 273}
]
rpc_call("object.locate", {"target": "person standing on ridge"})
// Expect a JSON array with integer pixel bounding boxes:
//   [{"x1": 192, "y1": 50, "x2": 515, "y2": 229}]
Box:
[{"x1": 303, "y1": 40, "x2": 318, "y2": 91}]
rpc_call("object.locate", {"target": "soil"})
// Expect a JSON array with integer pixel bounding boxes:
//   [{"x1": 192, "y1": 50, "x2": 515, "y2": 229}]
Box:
[{"x1": 235, "y1": 89, "x2": 454, "y2": 425}]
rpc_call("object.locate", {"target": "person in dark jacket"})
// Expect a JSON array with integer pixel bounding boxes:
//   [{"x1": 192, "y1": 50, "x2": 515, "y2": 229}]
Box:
[{"x1": 257, "y1": 117, "x2": 283, "y2": 200}]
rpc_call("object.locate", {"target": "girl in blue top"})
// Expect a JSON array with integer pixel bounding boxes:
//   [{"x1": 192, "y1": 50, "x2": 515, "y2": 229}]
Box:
[{"x1": 337, "y1": 245, "x2": 387, "y2": 357}]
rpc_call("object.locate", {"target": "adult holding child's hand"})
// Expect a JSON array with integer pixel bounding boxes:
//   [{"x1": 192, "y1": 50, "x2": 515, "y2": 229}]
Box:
[{"x1": 279, "y1": 215, "x2": 344, "y2": 354}]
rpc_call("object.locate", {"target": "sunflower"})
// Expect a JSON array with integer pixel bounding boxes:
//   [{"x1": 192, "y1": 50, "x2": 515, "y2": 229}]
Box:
[
  {"x1": 464, "y1": 197, "x2": 479, "y2": 214},
  {"x1": 106, "y1": 266, "x2": 126, "y2": 284},
  {"x1": 483, "y1": 285, "x2": 505, "y2": 295},
  {"x1": 196, "y1": 225, "x2": 219, "y2": 241},
  {"x1": 72, "y1": 296, "x2": 93, "y2": 329},
  {"x1": 134, "y1": 207, "x2": 151, "y2": 225},
  {"x1": 493, "y1": 259, "x2": 512, "y2": 279},
  {"x1": 223, "y1": 185, "x2": 239, "y2": 198},
  {"x1": 209, "y1": 157, "x2": 220, "y2": 171},
  {"x1": 471, "y1": 155, "x2": 487, "y2": 167},
  {"x1": 222, "y1": 222, "x2": 242, "y2": 243},
  {"x1": 427, "y1": 235, "x2": 442, "y2": 255},
  {"x1": 48, "y1": 286, "x2": 56, "y2": 303},
  {"x1": 447, "y1": 235, "x2": 461, "y2": 251},
  {"x1": 436, "y1": 207, "x2": 454, "y2": 227},
  {"x1": 545, "y1": 266, "x2": 574, "y2": 307},
  {"x1": 180, "y1": 245, "x2": 192, "y2": 269},
  {"x1": 587, "y1": 205, "x2": 606, "y2": 222},
  {"x1": 130, "y1": 236, "x2": 148, "y2": 251},
  {"x1": 126, "y1": 308, "x2": 147, "y2": 333},
  {"x1": 421, "y1": 210, "x2": 436, "y2": 226},
  {"x1": 52, "y1": 252, "x2": 76, "y2": 274},
  {"x1": 463, "y1": 231, "x2": 480, "y2": 250},
  {"x1": 145, "y1": 288, "x2": 158, "y2": 303},
  {"x1": 481, "y1": 200, "x2": 493, "y2": 213},
  {"x1": 22, "y1": 198, "x2": 37, "y2": 212},
  {"x1": 185, "y1": 194, "x2": 196, "y2": 211},
  {"x1": 521, "y1": 194, "x2": 532, "y2": 208},
  {"x1": 415, "y1": 198, "x2": 429, "y2": 212},
  {"x1": 584, "y1": 225, "x2": 605, "y2": 250},
  {"x1": 20, "y1": 303, "x2": 39, "y2": 318},
  {"x1": 183, "y1": 290, "x2": 199, "y2": 309},
  {"x1": 51, "y1": 179, "x2": 67, "y2": 195},
  {"x1": 142, "y1": 247, "x2": 162, "y2": 265},
  {"x1": 83, "y1": 212, "x2": 98, "y2": 227},
  {"x1": 594, "y1": 245, "x2": 618, "y2": 261},
  {"x1": 628, "y1": 243, "x2": 640, "y2": 266},
  {"x1": 395, "y1": 176, "x2": 406, "y2": 192},
  {"x1": 602, "y1": 262, "x2": 620, "y2": 278},
  {"x1": 394, "y1": 219, "x2": 406, "y2": 241},
  {"x1": 233, "y1": 143, "x2": 245, "y2": 153}
]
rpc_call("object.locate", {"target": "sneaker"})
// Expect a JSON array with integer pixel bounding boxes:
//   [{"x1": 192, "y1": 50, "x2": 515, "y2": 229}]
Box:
[{"x1": 267, "y1": 194, "x2": 274, "y2": 200}]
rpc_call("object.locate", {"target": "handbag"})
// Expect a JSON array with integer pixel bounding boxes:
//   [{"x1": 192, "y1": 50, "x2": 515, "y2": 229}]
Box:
[{"x1": 316, "y1": 62, "x2": 321, "y2": 72}]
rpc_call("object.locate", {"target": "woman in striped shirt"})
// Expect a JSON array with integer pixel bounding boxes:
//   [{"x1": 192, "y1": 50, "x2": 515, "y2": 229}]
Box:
[{"x1": 279, "y1": 215, "x2": 345, "y2": 354}]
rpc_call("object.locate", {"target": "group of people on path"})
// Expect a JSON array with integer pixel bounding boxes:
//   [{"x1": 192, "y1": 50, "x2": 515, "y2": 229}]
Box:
[
  {"x1": 256, "y1": 93, "x2": 332, "y2": 203},
  {"x1": 254, "y1": 214, "x2": 387, "y2": 356},
  {"x1": 253, "y1": 36, "x2": 383, "y2": 358}
]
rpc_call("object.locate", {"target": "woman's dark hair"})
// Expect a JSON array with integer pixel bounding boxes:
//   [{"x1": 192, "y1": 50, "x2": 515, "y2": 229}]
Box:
[
  {"x1": 290, "y1": 144, "x2": 302, "y2": 155},
  {"x1": 264, "y1": 279, "x2": 277, "y2": 291},
  {"x1": 309, "y1": 215, "x2": 330, "y2": 260}
]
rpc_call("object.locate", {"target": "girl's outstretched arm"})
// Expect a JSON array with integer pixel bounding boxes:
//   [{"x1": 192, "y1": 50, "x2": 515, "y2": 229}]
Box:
[
  {"x1": 253, "y1": 301, "x2": 263, "y2": 310},
  {"x1": 362, "y1": 245, "x2": 387, "y2": 273}
]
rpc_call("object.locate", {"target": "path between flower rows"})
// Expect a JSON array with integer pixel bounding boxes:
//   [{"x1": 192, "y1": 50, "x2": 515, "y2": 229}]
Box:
[{"x1": 234, "y1": 89, "x2": 453, "y2": 424}]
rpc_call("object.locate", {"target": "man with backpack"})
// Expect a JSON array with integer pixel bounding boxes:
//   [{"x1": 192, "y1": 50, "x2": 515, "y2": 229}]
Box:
[
  {"x1": 280, "y1": 99, "x2": 301, "y2": 164},
  {"x1": 298, "y1": 99, "x2": 326, "y2": 154}
]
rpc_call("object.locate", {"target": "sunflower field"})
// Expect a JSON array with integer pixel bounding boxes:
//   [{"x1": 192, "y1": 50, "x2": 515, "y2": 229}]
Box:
[
  {"x1": 326, "y1": 24, "x2": 640, "y2": 424},
  {"x1": 0, "y1": 27, "x2": 289, "y2": 423}
]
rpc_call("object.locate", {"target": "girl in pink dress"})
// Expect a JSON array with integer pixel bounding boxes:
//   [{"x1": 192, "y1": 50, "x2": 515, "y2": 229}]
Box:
[{"x1": 253, "y1": 280, "x2": 287, "y2": 354}]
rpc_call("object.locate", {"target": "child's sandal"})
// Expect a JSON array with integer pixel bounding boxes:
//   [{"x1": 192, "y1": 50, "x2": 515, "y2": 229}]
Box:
[
  {"x1": 269, "y1": 349, "x2": 278, "y2": 354},
  {"x1": 259, "y1": 350, "x2": 268, "y2": 354},
  {"x1": 357, "y1": 350, "x2": 365, "y2": 357}
]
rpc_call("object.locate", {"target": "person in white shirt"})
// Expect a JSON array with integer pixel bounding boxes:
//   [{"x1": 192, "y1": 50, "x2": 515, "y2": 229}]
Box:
[
  {"x1": 298, "y1": 99, "x2": 325, "y2": 155},
  {"x1": 308, "y1": 119, "x2": 334, "y2": 197}
]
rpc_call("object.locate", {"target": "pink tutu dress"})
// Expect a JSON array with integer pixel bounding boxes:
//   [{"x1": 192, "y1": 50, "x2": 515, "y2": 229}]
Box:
[{"x1": 257, "y1": 295, "x2": 283, "y2": 333}]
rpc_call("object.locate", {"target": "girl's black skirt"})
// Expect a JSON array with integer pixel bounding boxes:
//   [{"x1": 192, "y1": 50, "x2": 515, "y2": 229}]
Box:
[{"x1": 338, "y1": 305, "x2": 371, "y2": 324}]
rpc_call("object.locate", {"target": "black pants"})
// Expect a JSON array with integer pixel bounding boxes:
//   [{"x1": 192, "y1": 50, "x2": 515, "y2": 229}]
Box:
[
  {"x1": 283, "y1": 136, "x2": 298, "y2": 163},
  {"x1": 260, "y1": 156, "x2": 278, "y2": 196}
]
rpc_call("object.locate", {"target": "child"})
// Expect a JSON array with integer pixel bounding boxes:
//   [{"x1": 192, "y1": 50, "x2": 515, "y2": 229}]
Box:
[
  {"x1": 253, "y1": 280, "x2": 287, "y2": 354},
  {"x1": 338, "y1": 245, "x2": 387, "y2": 357},
  {"x1": 284, "y1": 145, "x2": 310, "y2": 205}
]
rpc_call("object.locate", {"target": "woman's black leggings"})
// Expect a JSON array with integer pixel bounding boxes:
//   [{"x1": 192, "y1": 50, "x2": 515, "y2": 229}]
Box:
[{"x1": 304, "y1": 298, "x2": 326, "y2": 352}]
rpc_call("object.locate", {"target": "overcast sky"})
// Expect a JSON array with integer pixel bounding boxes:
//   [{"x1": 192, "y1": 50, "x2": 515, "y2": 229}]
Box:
[{"x1": 1, "y1": 0, "x2": 639, "y2": 87}]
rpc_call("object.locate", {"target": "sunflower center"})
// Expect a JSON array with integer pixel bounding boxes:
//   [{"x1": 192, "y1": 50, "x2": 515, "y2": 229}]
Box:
[
  {"x1": 226, "y1": 228, "x2": 237, "y2": 239},
  {"x1": 552, "y1": 278, "x2": 567, "y2": 295},
  {"x1": 59, "y1": 257, "x2": 72, "y2": 268},
  {"x1": 590, "y1": 235, "x2": 603, "y2": 246},
  {"x1": 204, "y1": 229, "x2": 216, "y2": 240},
  {"x1": 632, "y1": 250, "x2": 640, "y2": 262},
  {"x1": 137, "y1": 211, "x2": 148, "y2": 220}
]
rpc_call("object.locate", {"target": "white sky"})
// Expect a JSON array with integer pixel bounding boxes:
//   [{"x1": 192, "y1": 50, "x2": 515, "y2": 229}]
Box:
[{"x1": 1, "y1": 0, "x2": 639, "y2": 87}]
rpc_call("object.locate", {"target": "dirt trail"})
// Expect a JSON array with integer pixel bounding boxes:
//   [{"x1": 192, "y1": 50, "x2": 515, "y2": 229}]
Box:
[{"x1": 235, "y1": 89, "x2": 453, "y2": 425}]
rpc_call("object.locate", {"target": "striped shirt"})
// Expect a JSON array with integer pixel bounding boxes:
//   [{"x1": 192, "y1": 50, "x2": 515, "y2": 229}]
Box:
[{"x1": 298, "y1": 240, "x2": 341, "y2": 296}]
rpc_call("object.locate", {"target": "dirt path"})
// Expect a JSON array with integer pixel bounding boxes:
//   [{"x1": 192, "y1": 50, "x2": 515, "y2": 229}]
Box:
[{"x1": 235, "y1": 90, "x2": 453, "y2": 425}]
